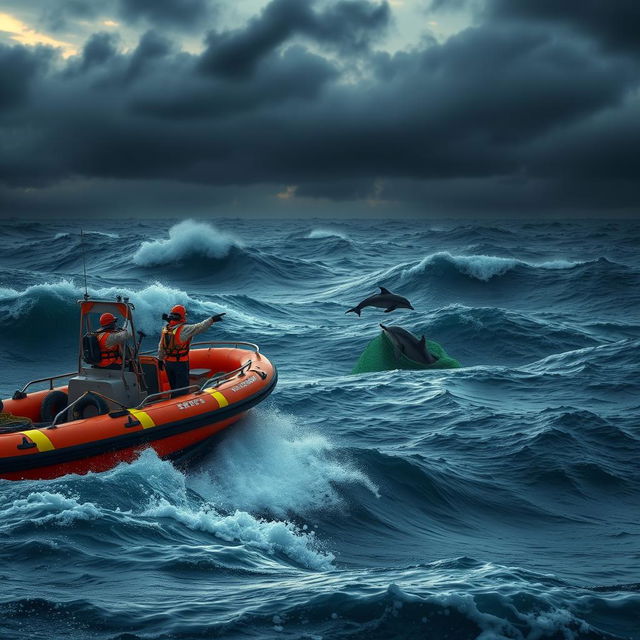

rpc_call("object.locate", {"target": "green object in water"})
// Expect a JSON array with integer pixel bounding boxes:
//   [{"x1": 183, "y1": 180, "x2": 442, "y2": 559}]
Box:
[{"x1": 351, "y1": 331, "x2": 461, "y2": 374}]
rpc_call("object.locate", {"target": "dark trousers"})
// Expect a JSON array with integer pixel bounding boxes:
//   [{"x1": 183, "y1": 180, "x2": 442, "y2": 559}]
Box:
[
  {"x1": 165, "y1": 360, "x2": 190, "y2": 397},
  {"x1": 93, "y1": 363, "x2": 121, "y2": 370}
]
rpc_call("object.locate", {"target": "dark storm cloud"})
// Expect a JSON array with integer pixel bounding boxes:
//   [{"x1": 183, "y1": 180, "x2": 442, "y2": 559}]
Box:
[
  {"x1": 80, "y1": 32, "x2": 118, "y2": 71},
  {"x1": 13, "y1": 0, "x2": 212, "y2": 33},
  {"x1": 118, "y1": 0, "x2": 211, "y2": 30},
  {"x1": 130, "y1": 45, "x2": 337, "y2": 118},
  {"x1": 0, "y1": 44, "x2": 52, "y2": 111},
  {"x1": 488, "y1": 0, "x2": 640, "y2": 54},
  {"x1": 38, "y1": 0, "x2": 101, "y2": 32},
  {"x1": 125, "y1": 30, "x2": 173, "y2": 81},
  {"x1": 0, "y1": 0, "x2": 639, "y2": 216},
  {"x1": 198, "y1": 0, "x2": 390, "y2": 77}
]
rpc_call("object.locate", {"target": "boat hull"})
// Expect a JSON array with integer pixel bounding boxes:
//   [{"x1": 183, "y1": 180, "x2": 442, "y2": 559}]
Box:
[{"x1": 0, "y1": 347, "x2": 276, "y2": 480}]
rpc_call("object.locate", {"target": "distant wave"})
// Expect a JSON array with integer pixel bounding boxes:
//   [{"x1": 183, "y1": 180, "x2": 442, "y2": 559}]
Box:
[
  {"x1": 306, "y1": 228, "x2": 350, "y2": 241},
  {"x1": 133, "y1": 220, "x2": 242, "y2": 267},
  {"x1": 424, "y1": 304, "x2": 599, "y2": 366},
  {"x1": 0, "y1": 280, "x2": 227, "y2": 338},
  {"x1": 323, "y1": 252, "x2": 585, "y2": 300},
  {"x1": 402, "y1": 252, "x2": 581, "y2": 282}
]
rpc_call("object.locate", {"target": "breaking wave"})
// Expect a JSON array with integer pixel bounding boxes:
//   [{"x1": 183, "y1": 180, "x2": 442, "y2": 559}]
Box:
[
  {"x1": 188, "y1": 408, "x2": 379, "y2": 518},
  {"x1": 401, "y1": 252, "x2": 582, "y2": 282},
  {"x1": 307, "y1": 228, "x2": 350, "y2": 240},
  {"x1": 133, "y1": 220, "x2": 242, "y2": 267}
]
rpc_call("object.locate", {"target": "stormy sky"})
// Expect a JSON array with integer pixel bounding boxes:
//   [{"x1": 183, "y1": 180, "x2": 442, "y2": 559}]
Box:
[{"x1": 0, "y1": 0, "x2": 638, "y2": 218}]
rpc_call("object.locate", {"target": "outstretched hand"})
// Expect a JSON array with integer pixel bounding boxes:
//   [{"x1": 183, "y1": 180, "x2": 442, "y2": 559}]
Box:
[{"x1": 211, "y1": 313, "x2": 226, "y2": 323}]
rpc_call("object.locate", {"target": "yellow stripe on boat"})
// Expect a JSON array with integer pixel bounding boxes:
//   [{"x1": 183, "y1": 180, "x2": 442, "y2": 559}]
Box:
[
  {"x1": 128, "y1": 409, "x2": 156, "y2": 429},
  {"x1": 21, "y1": 429, "x2": 55, "y2": 452},
  {"x1": 205, "y1": 389, "x2": 229, "y2": 408}
]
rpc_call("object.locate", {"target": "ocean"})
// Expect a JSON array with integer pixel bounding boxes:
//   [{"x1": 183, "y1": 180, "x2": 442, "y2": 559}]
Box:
[{"x1": 0, "y1": 217, "x2": 638, "y2": 639}]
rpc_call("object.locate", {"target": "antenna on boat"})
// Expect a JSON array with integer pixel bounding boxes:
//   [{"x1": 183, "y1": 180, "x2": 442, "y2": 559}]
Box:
[{"x1": 80, "y1": 229, "x2": 89, "y2": 300}]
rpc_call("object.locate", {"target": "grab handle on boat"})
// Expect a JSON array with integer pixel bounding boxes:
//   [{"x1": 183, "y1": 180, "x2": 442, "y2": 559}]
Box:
[
  {"x1": 50, "y1": 392, "x2": 88, "y2": 429},
  {"x1": 199, "y1": 359, "x2": 252, "y2": 391},
  {"x1": 17, "y1": 436, "x2": 37, "y2": 450},
  {"x1": 136, "y1": 385, "x2": 201, "y2": 408}
]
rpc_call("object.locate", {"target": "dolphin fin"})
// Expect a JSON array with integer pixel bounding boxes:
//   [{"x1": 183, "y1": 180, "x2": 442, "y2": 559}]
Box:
[
  {"x1": 346, "y1": 307, "x2": 361, "y2": 316},
  {"x1": 379, "y1": 286, "x2": 391, "y2": 294},
  {"x1": 420, "y1": 335, "x2": 436, "y2": 363},
  {"x1": 384, "y1": 306, "x2": 397, "y2": 313}
]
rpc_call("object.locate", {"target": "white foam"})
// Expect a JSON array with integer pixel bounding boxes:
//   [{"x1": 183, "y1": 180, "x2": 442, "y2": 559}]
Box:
[
  {"x1": 144, "y1": 500, "x2": 334, "y2": 570},
  {"x1": 188, "y1": 408, "x2": 379, "y2": 518},
  {"x1": 0, "y1": 280, "x2": 220, "y2": 332},
  {"x1": 0, "y1": 491, "x2": 101, "y2": 528},
  {"x1": 307, "y1": 228, "x2": 349, "y2": 240},
  {"x1": 0, "y1": 279, "x2": 275, "y2": 335},
  {"x1": 132, "y1": 220, "x2": 242, "y2": 267},
  {"x1": 403, "y1": 252, "x2": 581, "y2": 282}
]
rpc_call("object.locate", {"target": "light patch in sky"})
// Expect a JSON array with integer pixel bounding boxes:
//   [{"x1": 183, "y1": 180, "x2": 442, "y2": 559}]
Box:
[
  {"x1": 103, "y1": 20, "x2": 119, "y2": 27},
  {"x1": 276, "y1": 186, "x2": 298, "y2": 200},
  {"x1": 0, "y1": 12, "x2": 77, "y2": 57}
]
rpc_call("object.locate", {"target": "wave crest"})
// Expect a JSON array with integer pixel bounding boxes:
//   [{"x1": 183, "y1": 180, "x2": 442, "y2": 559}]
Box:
[
  {"x1": 188, "y1": 408, "x2": 379, "y2": 518},
  {"x1": 402, "y1": 252, "x2": 581, "y2": 282},
  {"x1": 307, "y1": 228, "x2": 350, "y2": 241},
  {"x1": 0, "y1": 280, "x2": 225, "y2": 337},
  {"x1": 133, "y1": 220, "x2": 242, "y2": 267}
]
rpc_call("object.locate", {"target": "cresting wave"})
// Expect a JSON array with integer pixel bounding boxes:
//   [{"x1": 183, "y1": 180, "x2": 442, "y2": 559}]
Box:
[
  {"x1": 0, "y1": 280, "x2": 270, "y2": 342},
  {"x1": 306, "y1": 228, "x2": 350, "y2": 240},
  {"x1": 188, "y1": 408, "x2": 379, "y2": 518},
  {"x1": 0, "y1": 447, "x2": 336, "y2": 571},
  {"x1": 320, "y1": 252, "x2": 591, "y2": 299},
  {"x1": 132, "y1": 220, "x2": 243, "y2": 267},
  {"x1": 131, "y1": 219, "x2": 334, "y2": 285},
  {"x1": 401, "y1": 251, "x2": 582, "y2": 282}
]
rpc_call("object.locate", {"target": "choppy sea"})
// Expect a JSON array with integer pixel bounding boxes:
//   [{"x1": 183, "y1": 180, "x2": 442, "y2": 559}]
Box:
[{"x1": 0, "y1": 217, "x2": 639, "y2": 639}]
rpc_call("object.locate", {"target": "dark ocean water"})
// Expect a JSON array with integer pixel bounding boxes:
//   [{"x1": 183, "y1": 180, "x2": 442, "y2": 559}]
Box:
[{"x1": 0, "y1": 217, "x2": 639, "y2": 640}]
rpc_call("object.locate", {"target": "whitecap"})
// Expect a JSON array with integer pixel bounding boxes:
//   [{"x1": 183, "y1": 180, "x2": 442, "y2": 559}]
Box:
[
  {"x1": 133, "y1": 220, "x2": 242, "y2": 267},
  {"x1": 188, "y1": 408, "x2": 379, "y2": 518},
  {"x1": 306, "y1": 229, "x2": 350, "y2": 241}
]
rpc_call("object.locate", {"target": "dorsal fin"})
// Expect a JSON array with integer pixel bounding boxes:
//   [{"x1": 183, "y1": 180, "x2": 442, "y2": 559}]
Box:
[
  {"x1": 379, "y1": 286, "x2": 391, "y2": 294},
  {"x1": 419, "y1": 335, "x2": 426, "y2": 346}
]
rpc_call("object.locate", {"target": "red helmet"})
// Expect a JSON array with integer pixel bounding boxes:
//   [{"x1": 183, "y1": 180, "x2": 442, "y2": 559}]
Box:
[
  {"x1": 99, "y1": 312, "x2": 117, "y2": 327},
  {"x1": 171, "y1": 304, "x2": 186, "y2": 320}
]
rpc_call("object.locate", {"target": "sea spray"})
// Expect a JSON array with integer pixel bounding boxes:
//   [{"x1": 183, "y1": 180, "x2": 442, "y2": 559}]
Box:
[
  {"x1": 188, "y1": 408, "x2": 380, "y2": 518},
  {"x1": 133, "y1": 220, "x2": 242, "y2": 267}
]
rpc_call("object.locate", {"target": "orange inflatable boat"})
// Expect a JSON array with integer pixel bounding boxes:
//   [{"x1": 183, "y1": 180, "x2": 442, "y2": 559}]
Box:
[{"x1": 0, "y1": 297, "x2": 277, "y2": 480}]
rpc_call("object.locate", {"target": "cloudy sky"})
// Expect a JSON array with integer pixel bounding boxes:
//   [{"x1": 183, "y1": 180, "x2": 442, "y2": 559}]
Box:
[{"x1": 0, "y1": 0, "x2": 638, "y2": 218}]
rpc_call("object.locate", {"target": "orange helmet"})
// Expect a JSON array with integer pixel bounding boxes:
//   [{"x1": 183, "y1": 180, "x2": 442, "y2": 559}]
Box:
[
  {"x1": 99, "y1": 312, "x2": 117, "y2": 327},
  {"x1": 171, "y1": 304, "x2": 186, "y2": 320}
]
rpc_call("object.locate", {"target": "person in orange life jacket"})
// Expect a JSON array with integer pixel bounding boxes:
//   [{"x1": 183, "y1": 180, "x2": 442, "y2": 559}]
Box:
[
  {"x1": 157, "y1": 305, "x2": 225, "y2": 396},
  {"x1": 94, "y1": 312, "x2": 133, "y2": 370}
]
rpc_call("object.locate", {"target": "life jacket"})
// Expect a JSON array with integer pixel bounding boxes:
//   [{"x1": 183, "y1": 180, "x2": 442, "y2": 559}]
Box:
[
  {"x1": 95, "y1": 330, "x2": 122, "y2": 367},
  {"x1": 161, "y1": 322, "x2": 191, "y2": 362}
]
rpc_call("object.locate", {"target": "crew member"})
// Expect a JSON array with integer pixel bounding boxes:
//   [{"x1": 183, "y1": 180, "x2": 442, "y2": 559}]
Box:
[
  {"x1": 158, "y1": 305, "x2": 225, "y2": 396},
  {"x1": 95, "y1": 312, "x2": 132, "y2": 369}
]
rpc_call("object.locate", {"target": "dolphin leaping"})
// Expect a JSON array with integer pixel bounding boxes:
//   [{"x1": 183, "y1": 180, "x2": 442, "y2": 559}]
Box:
[
  {"x1": 346, "y1": 287, "x2": 414, "y2": 316},
  {"x1": 379, "y1": 323, "x2": 437, "y2": 365}
]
